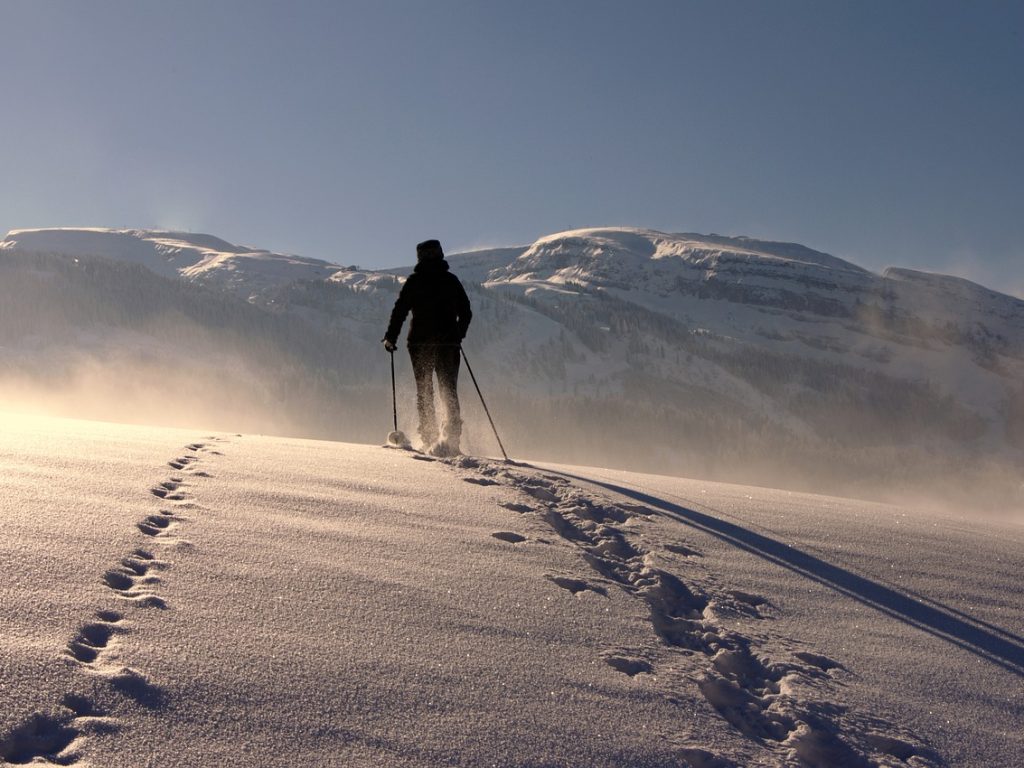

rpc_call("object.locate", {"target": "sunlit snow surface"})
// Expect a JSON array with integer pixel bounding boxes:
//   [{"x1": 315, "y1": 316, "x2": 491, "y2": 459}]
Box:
[{"x1": 1, "y1": 415, "x2": 1021, "y2": 766}]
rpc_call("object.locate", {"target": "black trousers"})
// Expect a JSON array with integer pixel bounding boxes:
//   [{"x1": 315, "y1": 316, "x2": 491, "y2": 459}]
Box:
[{"x1": 408, "y1": 344, "x2": 461, "y2": 445}]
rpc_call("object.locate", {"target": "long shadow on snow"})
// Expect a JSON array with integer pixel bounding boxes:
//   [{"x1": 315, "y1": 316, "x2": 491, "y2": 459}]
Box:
[{"x1": 549, "y1": 470, "x2": 1024, "y2": 677}]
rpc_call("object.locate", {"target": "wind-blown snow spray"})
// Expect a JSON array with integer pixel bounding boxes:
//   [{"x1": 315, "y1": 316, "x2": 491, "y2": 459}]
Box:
[{"x1": 387, "y1": 430, "x2": 409, "y2": 447}]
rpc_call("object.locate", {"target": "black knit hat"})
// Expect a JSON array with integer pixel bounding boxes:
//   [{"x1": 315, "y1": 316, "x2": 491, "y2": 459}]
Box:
[{"x1": 416, "y1": 239, "x2": 444, "y2": 261}]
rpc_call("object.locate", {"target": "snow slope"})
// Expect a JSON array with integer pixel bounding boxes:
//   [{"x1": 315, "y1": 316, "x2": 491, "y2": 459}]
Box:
[{"x1": 2, "y1": 415, "x2": 1021, "y2": 766}]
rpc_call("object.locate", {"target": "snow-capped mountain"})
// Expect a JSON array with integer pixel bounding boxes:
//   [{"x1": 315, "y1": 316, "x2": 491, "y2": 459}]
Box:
[
  {"x1": 480, "y1": 227, "x2": 1021, "y2": 359},
  {"x1": 0, "y1": 228, "x2": 340, "y2": 296},
  {"x1": 470, "y1": 228, "x2": 1023, "y2": 420},
  {"x1": 2, "y1": 226, "x2": 1021, "y2": 509}
]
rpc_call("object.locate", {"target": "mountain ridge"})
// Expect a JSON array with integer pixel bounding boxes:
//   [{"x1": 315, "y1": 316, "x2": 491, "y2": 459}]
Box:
[{"x1": 4, "y1": 225, "x2": 1020, "y2": 303}]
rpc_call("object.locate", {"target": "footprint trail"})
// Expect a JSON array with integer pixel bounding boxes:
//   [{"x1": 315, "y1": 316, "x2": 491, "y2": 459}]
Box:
[
  {"x1": 0, "y1": 438, "x2": 226, "y2": 765},
  {"x1": 435, "y1": 454, "x2": 942, "y2": 767}
]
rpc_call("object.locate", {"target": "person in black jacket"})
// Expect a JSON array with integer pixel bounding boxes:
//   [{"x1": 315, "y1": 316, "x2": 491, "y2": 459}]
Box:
[{"x1": 383, "y1": 239, "x2": 472, "y2": 456}]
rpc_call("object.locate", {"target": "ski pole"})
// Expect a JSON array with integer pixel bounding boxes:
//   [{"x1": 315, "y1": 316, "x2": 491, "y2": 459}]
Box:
[
  {"x1": 460, "y1": 347, "x2": 509, "y2": 462},
  {"x1": 390, "y1": 350, "x2": 398, "y2": 433}
]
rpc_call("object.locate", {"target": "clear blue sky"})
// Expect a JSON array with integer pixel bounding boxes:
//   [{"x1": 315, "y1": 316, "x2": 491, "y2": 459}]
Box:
[{"x1": 1, "y1": 1, "x2": 1021, "y2": 294}]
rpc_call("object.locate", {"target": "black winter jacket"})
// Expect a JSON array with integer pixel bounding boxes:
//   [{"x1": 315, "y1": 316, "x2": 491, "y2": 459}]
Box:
[{"x1": 385, "y1": 259, "x2": 472, "y2": 346}]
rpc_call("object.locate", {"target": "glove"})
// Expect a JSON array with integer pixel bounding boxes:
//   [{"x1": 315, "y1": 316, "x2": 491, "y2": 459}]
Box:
[{"x1": 382, "y1": 338, "x2": 397, "y2": 353}]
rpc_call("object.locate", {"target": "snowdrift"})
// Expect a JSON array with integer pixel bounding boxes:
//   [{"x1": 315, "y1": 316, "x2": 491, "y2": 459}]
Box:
[{"x1": 2, "y1": 415, "x2": 1021, "y2": 766}]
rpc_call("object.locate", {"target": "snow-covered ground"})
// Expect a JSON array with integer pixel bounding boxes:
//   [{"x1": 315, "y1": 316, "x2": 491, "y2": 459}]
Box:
[{"x1": 2, "y1": 415, "x2": 1021, "y2": 766}]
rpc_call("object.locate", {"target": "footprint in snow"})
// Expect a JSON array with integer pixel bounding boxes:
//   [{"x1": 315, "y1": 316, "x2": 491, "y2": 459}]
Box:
[
  {"x1": 0, "y1": 711, "x2": 82, "y2": 765},
  {"x1": 491, "y1": 531, "x2": 527, "y2": 544},
  {"x1": 590, "y1": 529, "x2": 644, "y2": 561},
  {"x1": 727, "y1": 590, "x2": 770, "y2": 607},
  {"x1": 560, "y1": 499, "x2": 631, "y2": 525},
  {"x1": 149, "y1": 482, "x2": 187, "y2": 501},
  {"x1": 546, "y1": 575, "x2": 608, "y2": 598},
  {"x1": 102, "y1": 570, "x2": 134, "y2": 591},
  {"x1": 102, "y1": 566, "x2": 166, "y2": 609},
  {"x1": 128, "y1": 548, "x2": 158, "y2": 562},
  {"x1": 603, "y1": 653, "x2": 654, "y2": 677},
  {"x1": 137, "y1": 514, "x2": 175, "y2": 537},
  {"x1": 499, "y1": 502, "x2": 533, "y2": 513},
  {"x1": 793, "y1": 651, "x2": 844, "y2": 672},
  {"x1": 864, "y1": 733, "x2": 921, "y2": 762},
  {"x1": 702, "y1": 591, "x2": 775, "y2": 621},
  {"x1": 66, "y1": 619, "x2": 119, "y2": 665},
  {"x1": 522, "y1": 484, "x2": 559, "y2": 503},
  {"x1": 0, "y1": 694, "x2": 117, "y2": 765},
  {"x1": 120, "y1": 553, "x2": 163, "y2": 580},
  {"x1": 665, "y1": 542, "x2": 703, "y2": 558}
]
